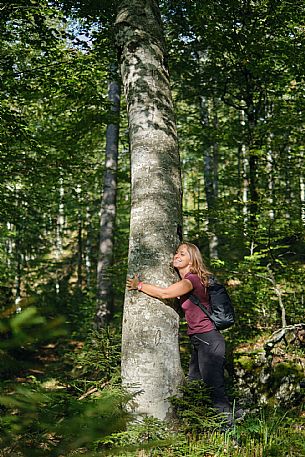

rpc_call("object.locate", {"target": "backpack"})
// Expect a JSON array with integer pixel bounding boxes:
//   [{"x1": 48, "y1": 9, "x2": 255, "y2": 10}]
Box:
[{"x1": 189, "y1": 277, "x2": 235, "y2": 330}]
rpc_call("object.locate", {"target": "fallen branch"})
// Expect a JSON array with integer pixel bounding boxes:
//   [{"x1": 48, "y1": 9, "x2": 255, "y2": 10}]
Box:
[
  {"x1": 264, "y1": 323, "x2": 305, "y2": 353},
  {"x1": 78, "y1": 381, "x2": 108, "y2": 400}
]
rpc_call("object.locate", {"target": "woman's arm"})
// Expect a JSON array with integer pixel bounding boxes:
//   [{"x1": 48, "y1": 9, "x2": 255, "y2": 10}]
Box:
[{"x1": 126, "y1": 275, "x2": 193, "y2": 299}]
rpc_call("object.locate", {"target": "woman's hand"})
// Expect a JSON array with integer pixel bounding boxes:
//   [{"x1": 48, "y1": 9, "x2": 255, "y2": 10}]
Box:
[{"x1": 126, "y1": 274, "x2": 141, "y2": 290}]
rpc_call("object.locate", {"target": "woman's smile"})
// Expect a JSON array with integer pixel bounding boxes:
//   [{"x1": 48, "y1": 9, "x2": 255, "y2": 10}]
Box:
[{"x1": 173, "y1": 244, "x2": 191, "y2": 271}]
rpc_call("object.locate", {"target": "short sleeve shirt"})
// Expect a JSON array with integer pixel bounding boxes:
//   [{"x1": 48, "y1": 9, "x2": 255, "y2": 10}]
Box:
[{"x1": 180, "y1": 273, "x2": 215, "y2": 335}]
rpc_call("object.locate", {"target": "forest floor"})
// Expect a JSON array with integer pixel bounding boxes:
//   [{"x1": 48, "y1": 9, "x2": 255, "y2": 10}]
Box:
[{"x1": 1, "y1": 330, "x2": 305, "y2": 457}]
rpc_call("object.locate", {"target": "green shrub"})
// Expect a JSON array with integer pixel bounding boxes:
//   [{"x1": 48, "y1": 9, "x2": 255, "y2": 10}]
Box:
[
  {"x1": 0, "y1": 383, "x2": 130, "y2": 457},
  {"x1": 169, "y1": 380, "x2": 226, "y2": 435},
  {"x1": 0, "y1": 307, "x2": 130, "y2": 457},
  {"x1": 68, "y1": 326, "x2": 122, "y2": 391}
]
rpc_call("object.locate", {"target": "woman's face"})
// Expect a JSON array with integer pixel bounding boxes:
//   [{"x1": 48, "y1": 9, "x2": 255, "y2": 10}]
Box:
[{"x1": 173, "y1": 244, "x2": 191, "y2": 270}]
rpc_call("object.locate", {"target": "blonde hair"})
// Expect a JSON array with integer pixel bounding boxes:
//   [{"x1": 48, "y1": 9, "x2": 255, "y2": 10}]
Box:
[{"x1": 178, "y1": 242, "x2": 212, "y2": 286}]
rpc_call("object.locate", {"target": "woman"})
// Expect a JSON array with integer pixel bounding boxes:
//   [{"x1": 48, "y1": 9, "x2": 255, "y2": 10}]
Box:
[{"x1": 127, "y1": 242, "x2": 233, "y2": 420}]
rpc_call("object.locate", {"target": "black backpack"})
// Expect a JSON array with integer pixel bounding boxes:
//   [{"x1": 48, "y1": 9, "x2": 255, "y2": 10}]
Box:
[{"x1": 189, "y1": 277, "x2": 235, "y2": 330}]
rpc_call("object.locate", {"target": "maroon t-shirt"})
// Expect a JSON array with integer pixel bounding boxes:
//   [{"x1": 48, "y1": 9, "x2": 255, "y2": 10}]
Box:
[{"x1": 180, "y1": 273, "x2": 215, "y2": 335}]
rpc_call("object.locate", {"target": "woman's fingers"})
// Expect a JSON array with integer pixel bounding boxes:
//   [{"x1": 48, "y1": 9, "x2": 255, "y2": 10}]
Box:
[{"x1": 126, "y1": 274, "x2": 139, "y2": 290}]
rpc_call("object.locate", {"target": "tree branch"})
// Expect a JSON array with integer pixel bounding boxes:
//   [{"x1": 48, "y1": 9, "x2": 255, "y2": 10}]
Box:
[{"x1": 264, "y1": 323, "x2": 305, "y2": 353}]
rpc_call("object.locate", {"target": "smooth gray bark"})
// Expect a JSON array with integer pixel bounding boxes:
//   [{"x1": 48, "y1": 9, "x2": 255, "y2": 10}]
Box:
[
  {"x1": 116, "y1": 0, "x2": 184, "y2": 419},
  {"x1": 96, "y1": 67, "x2": 120, "y2": 328}
]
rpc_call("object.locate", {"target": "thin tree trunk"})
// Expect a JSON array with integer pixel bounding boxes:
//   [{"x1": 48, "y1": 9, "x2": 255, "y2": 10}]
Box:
[
  {"x1": 182, "y1": 158, "x2": 190, "y2": 235},
  {"x1": 210, "y1": 99, "x2": 219, "y2": 258},
  {"x1": 266, "y1": 265, "x2": 287, "y2": 329},
  {"x1": 212, "y1": 102, "x2": 219, "y2": 200},
  {"x1": 95, "y1": 65, "x2": 120, "y2": 328},
  {"x1": 239, "y1": 110, "x2": 249, "y2": 236},
  {"x1": 245, "y1": 90, "x2": 259, "y2": 238},
  {"x1": 85, "y1": 205, "x2": 92, "y2": 289},
  {"x1": 6, "y1": 222, "x2": 13, "y2": 270},
  {"x1": 15, "y1": 225, "x2": 22, "y2": 312},
  {"x1": 284, "y1": 146, "x2": 292, "y2": 221},
  {"x1": 200, "y1": 96, "x2": 219, "y2": 258},
  {"x1": 266, "y1": 134, "x2": 275, "y2": 221},
  {"x1": 76, "y1": 185, "x2": 83, "y2": 288},
  {"x1": 14, "y1": 186, "x2": 22, "y2": 312},
  {"x1": 300, "y1": 149, "x2": 305, "y2": 224},
  {"x1": 242, "y1": 143, "x2": 249, "y2": 234},
  {"x1": 116, "y1": 0, "x2": 184, "y2": 420},
  {"x1": 55, "y1": 180, "x2": 64, "y2": 294},
  {"x1": 77, "y1": 214, "x2": 83, "y2": 288}
]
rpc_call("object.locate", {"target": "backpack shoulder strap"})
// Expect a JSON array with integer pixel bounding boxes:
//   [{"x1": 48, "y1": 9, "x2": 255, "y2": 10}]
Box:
[{"x1": 188, "y1": 293, "x2": 214, "y2": 323}]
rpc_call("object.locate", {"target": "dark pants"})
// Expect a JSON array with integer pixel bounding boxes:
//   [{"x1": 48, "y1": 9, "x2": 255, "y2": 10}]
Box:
[{"x1": 189, "y1": 330, "x2": 231, "y2": 413}]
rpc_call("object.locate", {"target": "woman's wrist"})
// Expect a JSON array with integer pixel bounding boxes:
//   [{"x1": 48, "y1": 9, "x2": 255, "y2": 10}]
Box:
[{"x1": 137, "y1": 281, "x2": 143, "y2": 291}]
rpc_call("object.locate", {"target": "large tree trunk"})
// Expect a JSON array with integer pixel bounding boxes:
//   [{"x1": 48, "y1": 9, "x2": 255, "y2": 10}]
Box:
[
  {"x1": 96, "y1": 65, "x2": 120, "y2": 328},
  {"x1": 116, "y1": 0, "x2": 184, "y2": 420}
]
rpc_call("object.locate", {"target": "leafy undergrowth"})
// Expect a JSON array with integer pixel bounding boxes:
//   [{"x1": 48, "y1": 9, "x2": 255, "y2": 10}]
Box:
[
  {"x1": 95, "y1": 406, "x2": 305, "y2": 457},
  {"x1": 93, "y1": 380, "x2": 305, "y2": 457},
  {"x1": 1, "y1": 307, "x2": 304, "y2": 456},
  {"x1": 0, "y1": 307, "x2": 129, "y2": 456}
]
